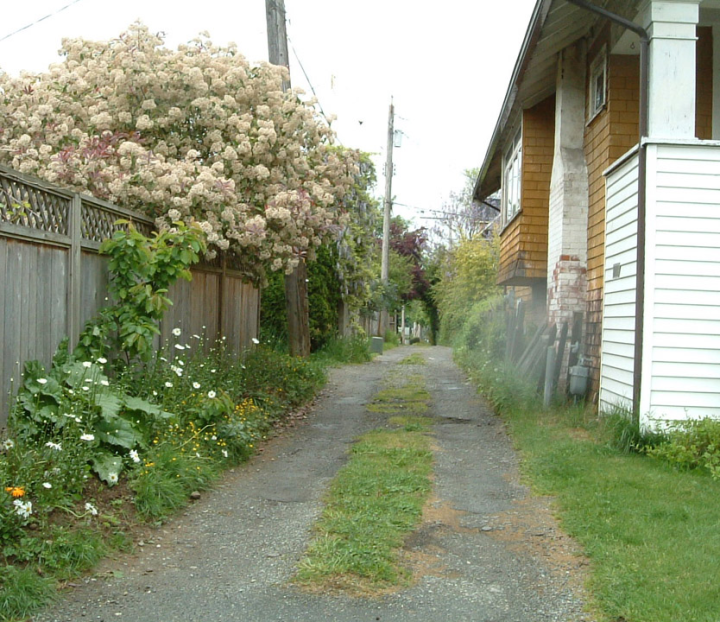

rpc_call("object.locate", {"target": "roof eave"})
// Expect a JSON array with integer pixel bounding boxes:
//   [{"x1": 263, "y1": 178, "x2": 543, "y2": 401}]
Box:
[{"x1": 473, "y1": 0, "x2": 554, "y2": 201}]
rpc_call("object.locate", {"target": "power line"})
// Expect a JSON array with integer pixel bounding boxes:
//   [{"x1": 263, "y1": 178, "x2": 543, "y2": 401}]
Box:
[
  {"x1": 0, "y1": 0, "x2": 84, "y2": 44},
  {"x1": 287, "y1": 36, "x2": 332, "y2": 127}
]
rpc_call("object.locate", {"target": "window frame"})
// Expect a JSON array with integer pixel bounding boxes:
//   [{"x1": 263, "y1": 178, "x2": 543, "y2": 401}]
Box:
[
  {"x1": 502, "y1": 128, "x2": 522, "y2": 227},
  {"x1": 588, "y1": 45, "x2": 608, "y2": 122}
]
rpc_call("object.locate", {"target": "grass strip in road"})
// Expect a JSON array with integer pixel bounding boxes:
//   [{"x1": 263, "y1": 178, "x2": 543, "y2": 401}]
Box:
[
  {"x1": 294, "y1": 371, "x2": 434, "y2": 594},
  {"x1": 366, "y1": 374, "x2": 430, "y2": 415}
]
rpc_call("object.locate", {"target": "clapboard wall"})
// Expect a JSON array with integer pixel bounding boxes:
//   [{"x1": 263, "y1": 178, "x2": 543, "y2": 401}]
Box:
[
  {"x1": 602, "y1": 141, "x2": 720, "y2": 426},
  {"x1": 600, "y1": 148, "x2": 639, "y2": 414}
]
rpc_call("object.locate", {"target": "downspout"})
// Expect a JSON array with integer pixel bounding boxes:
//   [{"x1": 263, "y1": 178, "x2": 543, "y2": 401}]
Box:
[{"x1": 565, "y1": 0, "x2": 649, "y2": 425}]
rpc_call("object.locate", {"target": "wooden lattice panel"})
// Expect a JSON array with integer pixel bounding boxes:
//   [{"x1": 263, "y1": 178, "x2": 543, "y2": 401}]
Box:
[
  {"x1": 81, "y1": 201, "x2": 154, "y2": 242},
  {"x1": 0, "y1": 176, "x2": 70, "y2": 235},
  {"x1": 81, "y1": 202, "x2": 126, "y2": 242}
]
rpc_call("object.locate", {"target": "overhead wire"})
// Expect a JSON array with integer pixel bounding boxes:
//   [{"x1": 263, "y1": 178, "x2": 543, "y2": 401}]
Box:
[
  {"x1": 0, "y1": 0, "x2": 85, "y2": 44},
  {"x1": 283, "y1": 10, "x2": 334, "y2": 134}
]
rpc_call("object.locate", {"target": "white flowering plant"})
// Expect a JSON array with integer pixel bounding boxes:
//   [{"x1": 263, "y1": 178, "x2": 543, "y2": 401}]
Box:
[
  {"x1": 10, "y1": 352, "x2": 171, "y2": 488},
  {"x1": 0, "y1": 23, "x2": 361, "y2": 283}
]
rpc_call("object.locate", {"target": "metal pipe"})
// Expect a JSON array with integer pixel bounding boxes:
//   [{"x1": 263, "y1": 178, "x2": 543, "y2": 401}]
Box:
[{"x1": 565, "y1": 0, "x2": 649, "y2": 424}]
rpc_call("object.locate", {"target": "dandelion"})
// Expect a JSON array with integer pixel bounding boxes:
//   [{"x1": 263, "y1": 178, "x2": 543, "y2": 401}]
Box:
[
  {"x1": 85, "y1": 502, "x2": 98, "y2": 516},
  {"x1": 97, "y1": 357, "x2": 108, "y2": 364},
  {"x1": 129, "y1": 449, "x2": 140, "y2": 463},
  {"x1": 2, "y1": 439, "x2": 15, "y2": 450},
  {"x1": 165, "y1": 381, "x2": 173, "y2": 388},
  {"x1": 172, "y1": 327, "x2": 182, "y2": 337},
  {"x1": 252, "y1": 338, "x2": 260, "y2": 345},
  {"x1": 208, "y1": 390, "x2": 217, "y2": 399},
  {"x1": 193, "y1": 382, "x2": 201, "y2": 389},
  {"x1": 82, "y1": 361, "x2": 92, "y2": 368},
  {"x1": 5, "y1": 486, "x2": 25, "y2": 497},
  {"x1": 108, "y1": 472, "x2": 119, "y2": 485},
  {"x1": 13, "y1": 499, "x2": 32, "y2": 519},
  {"x1": 80, "y1": 433, "x2": 95, "y2": 442},
  {"x1": 174, "y1": 344, "x2": 185, "y2": 351},
  {"x1": 45, "y1": 441, "x2": 62, "y2": 451},
  {"x1": 43, "y1": 482, "x2": 52, "y2": 489},
  {"x1": 37, "y1": 378, "x2": 48, "y2": 384}
]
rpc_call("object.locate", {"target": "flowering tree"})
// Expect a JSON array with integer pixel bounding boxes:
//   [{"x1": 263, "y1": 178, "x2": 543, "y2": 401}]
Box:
[{"x1": 0, "y1": 23, "x2": 360, "y2": 282}]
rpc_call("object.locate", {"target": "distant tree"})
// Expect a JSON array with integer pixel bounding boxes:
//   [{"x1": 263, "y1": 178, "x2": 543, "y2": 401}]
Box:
[{"x1": 430, "y1": 169, "x2": 499, "y2": 246}]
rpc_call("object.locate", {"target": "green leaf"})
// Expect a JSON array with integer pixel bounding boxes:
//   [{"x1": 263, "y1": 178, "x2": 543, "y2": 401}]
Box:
[
  {"x1": 95, "y1": 392, "x2": 122, "y2": 419},
  {"x1": 123, "y1": 395, "x2": 161, "y2": 416},
  {"x1": 95, "y1": 415, "x2": 142, "y2": 449},
  {"x1": 92, "y1": 452, "x2": 123, "y2": 485},
  {"x1": 64, "y1": 361, "x2": 109, "y2": 390}
]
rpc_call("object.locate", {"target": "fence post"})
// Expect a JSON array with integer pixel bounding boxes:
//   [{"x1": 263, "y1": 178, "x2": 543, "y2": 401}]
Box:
[
  {"x1": 67, "y1": 195, "x2": 82, "y2": 349},
  {"x1": 218, "y1": 254, "x2": 227, "y2": 340}
]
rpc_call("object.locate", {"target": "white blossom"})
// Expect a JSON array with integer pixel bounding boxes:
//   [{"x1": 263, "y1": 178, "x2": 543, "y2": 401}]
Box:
[{"x1": 13, "y1": 499, "x2": 32, "y2": 519}]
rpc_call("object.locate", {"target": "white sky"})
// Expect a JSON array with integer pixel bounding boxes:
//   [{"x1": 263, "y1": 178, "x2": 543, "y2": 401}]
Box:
[{"x1": 0, "y1": 0, "x2": 537, "y2": 227}]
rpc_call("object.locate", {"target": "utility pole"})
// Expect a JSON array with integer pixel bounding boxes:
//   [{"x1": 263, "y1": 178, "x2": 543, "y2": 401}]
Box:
[
  {"x1": 265, "y1": 0, "x2": 311, "y2": 358},
  {"x1": 379, "y1": 99, "x2": 394, "y2": 337}
]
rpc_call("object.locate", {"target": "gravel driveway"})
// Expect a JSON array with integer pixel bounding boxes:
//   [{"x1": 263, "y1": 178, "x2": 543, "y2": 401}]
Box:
[{"x1": 33, "y1": 346, "x2": 593, "y2": 622}]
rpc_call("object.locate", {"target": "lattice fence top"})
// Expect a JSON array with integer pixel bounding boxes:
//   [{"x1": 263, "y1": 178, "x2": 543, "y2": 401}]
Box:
[
  {"x1": 0, "y1": 174, "x2": 70, "y2": 236},
  {"x1": 0, "y1": 165, "x2": 153, "y2": 244},
  {"x1": 81, "y1": 201, "x2": 153, "y2": 242}
]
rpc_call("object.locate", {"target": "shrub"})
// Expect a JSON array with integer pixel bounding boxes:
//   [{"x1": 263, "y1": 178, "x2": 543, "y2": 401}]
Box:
[{"x1": 646, "y1": 417, "x2": 720, "y2": 478}]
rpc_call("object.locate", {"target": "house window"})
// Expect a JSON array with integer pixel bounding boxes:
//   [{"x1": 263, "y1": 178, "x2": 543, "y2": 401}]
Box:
[
  {"x1": 589, "y1": 46, "x2": 607, "y2": 120},
  {"x1": 502, "y1": 129, "x2": 522, "y2": 225}
]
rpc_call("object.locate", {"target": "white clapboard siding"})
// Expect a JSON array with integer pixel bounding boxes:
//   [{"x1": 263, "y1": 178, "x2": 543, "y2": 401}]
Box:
[
  {"x1": 600, "y1": 153, "x2": 639, "y2": 414},
  {"x1": 640, "y1": 143, "x2": 720, "y2": 425}
]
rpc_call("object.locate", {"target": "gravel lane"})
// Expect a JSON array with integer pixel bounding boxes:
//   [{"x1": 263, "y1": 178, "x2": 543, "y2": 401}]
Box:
[{"x1": 33, "y1": 346, "x2": 592, "y2": 622}]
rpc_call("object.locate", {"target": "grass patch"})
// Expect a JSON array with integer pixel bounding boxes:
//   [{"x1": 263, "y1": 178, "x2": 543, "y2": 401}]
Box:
[
  {"x1": 367, "y1": 375, "x2": 431, "y2": 415},
  {"x1": 463, "y1": 364, "x2": 720, "y2": 622},
  {"x1": 0, "y1": 566, "x2": 56, "y2": 620},
  {"x1": 398, "y1": 353, "x2": 426, "y2": 366},
  {"x1": 388, "y1": 416, "x2": 433, "y2": 432},
  {"x1": 295, "y1": 371, "x2": 434, "y2": 593},
  {"x1": 295, "y1": 428, "x2": 433, "y2": 592}
]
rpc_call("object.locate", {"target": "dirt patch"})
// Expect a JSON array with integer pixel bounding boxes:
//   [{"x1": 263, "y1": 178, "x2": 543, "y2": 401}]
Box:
[
  {"x1": 486, "y1": 496, "x2": 592, "y2": 597},
  {"x1": 399, "y1": 496, "x2": 476, "y2": 583}
]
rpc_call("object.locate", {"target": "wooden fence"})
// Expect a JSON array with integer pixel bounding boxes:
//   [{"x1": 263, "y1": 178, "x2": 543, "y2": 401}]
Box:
[{"x1": 0, "y1": 164, "x2": 260, "y2": 427}]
